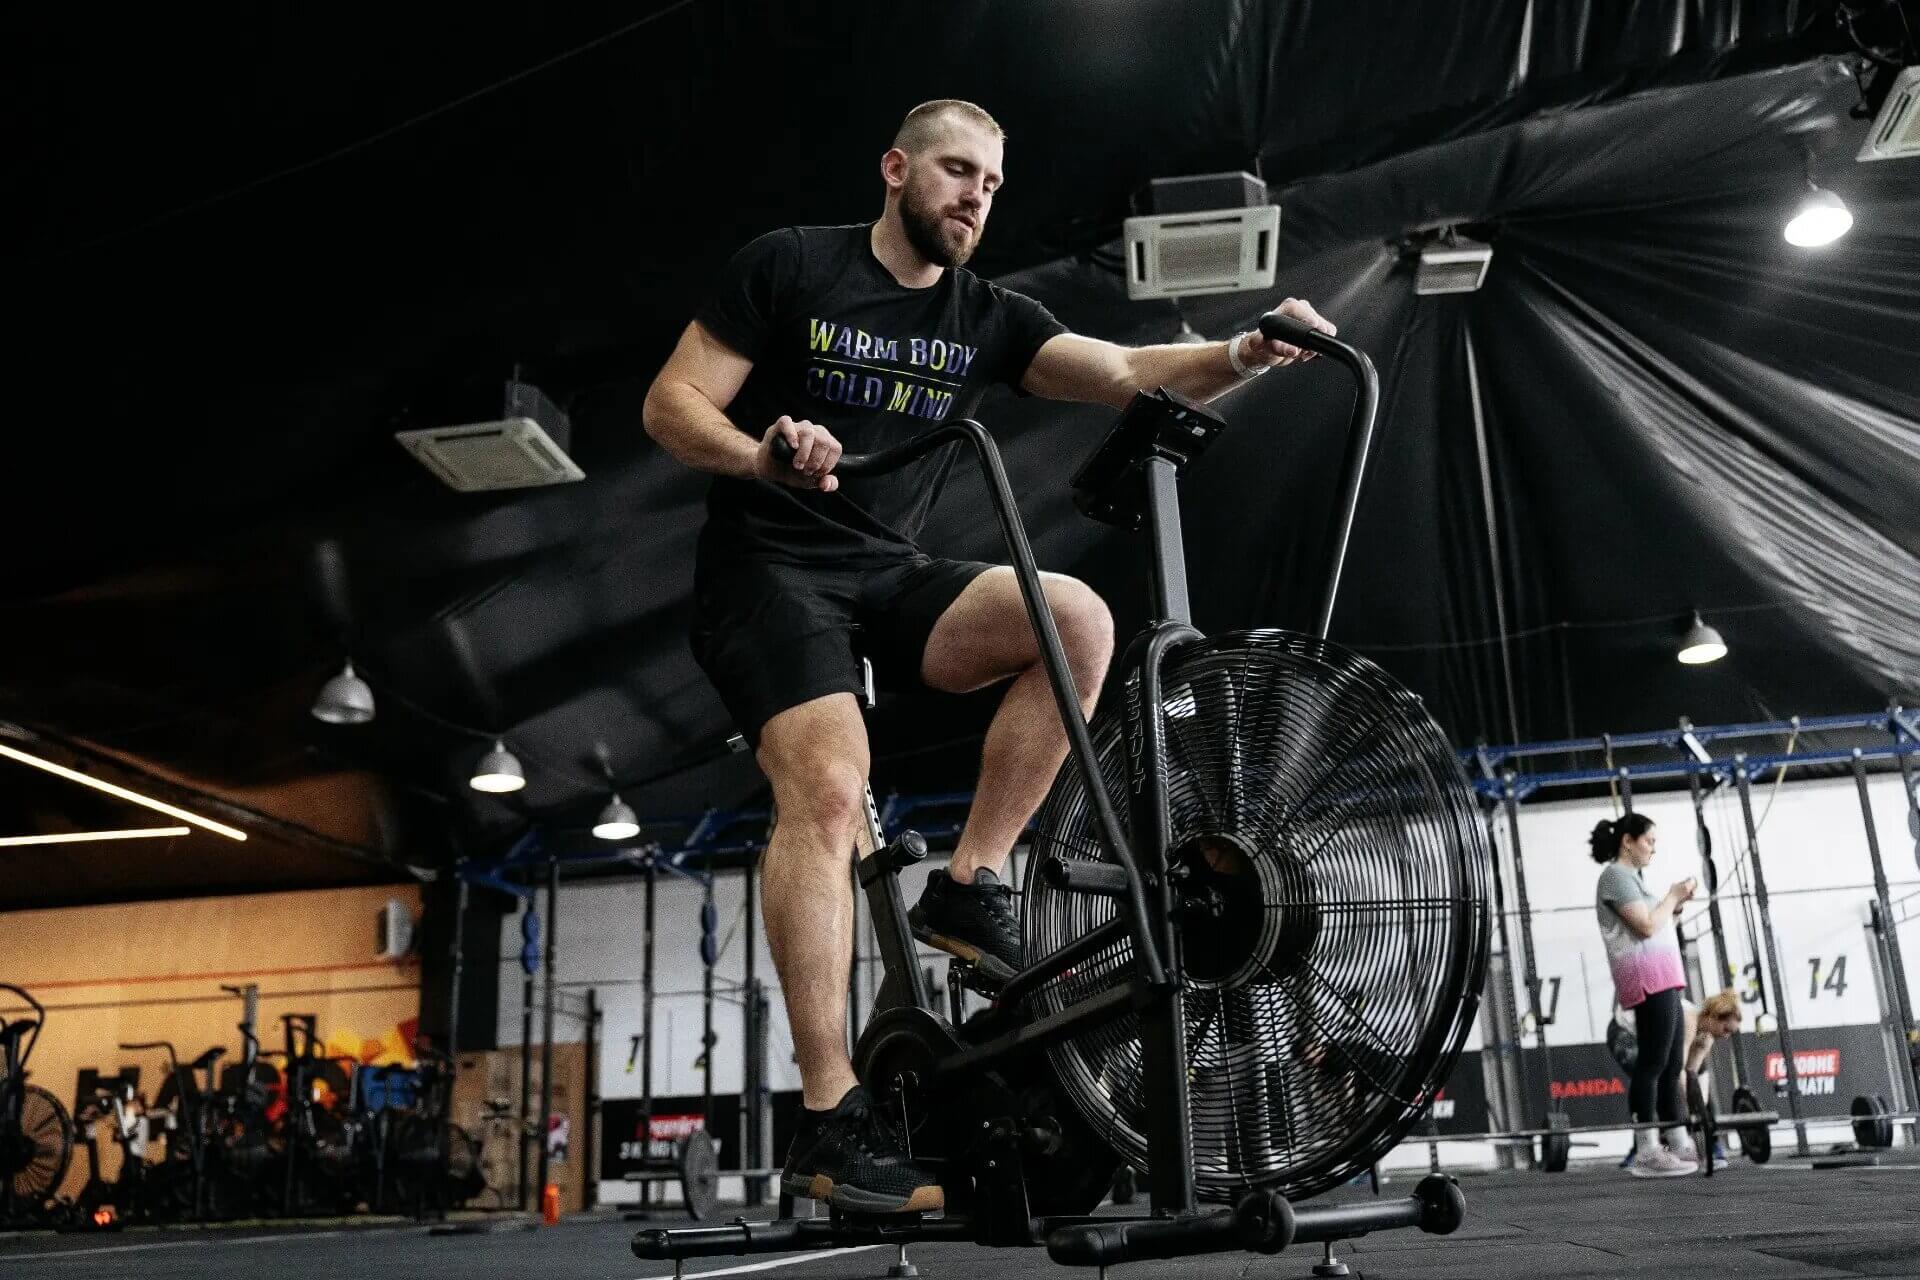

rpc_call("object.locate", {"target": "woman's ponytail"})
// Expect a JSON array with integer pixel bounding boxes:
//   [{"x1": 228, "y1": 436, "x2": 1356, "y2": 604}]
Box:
[
  {"x1": 1590, "y1": 812, "x2": 1654, "y2": 863},
  {"x1": 1588, "y1": 819, "x2": 1620, "y2": 864}
]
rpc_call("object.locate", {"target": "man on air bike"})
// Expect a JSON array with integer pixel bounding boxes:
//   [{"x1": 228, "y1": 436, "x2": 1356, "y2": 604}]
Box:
[{"x1": 644, "y1": 97, "x2": 1336, "y2": 1215}]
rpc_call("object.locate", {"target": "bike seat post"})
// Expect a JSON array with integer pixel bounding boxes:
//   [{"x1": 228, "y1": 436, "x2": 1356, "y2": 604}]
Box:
[
  {"x1": 1140, "y1": 455, "x2": 1191, "y2": 627},
  {"x1": 848, "y1": 654, "x2": 936, "y2": 1018}
]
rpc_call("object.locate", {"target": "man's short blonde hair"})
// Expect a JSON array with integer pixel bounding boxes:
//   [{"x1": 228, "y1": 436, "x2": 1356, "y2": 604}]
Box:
[{"x1": 891, "y1": 99, "x2": 1004, "y2": 154}]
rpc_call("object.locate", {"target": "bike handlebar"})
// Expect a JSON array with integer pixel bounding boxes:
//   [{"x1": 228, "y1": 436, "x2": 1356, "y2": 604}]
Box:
[
  {"x1": 1256, "y1": 307, "x2": 1380, "y2": 639},
  {"x1": 1256, "y1": 309, "x2": 1339, "y2": 355},
  {"x1": 767, "y1": 424, "x2": 950, "y2": 479},
  {"x1": 773, "y1": 308, "x2": 1380, "y2": 641}
]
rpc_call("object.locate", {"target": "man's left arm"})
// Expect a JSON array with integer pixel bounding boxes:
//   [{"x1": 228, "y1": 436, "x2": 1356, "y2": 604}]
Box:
[{"x1": 1020, "y1": 298, "x2": 1336, "y2": 409}]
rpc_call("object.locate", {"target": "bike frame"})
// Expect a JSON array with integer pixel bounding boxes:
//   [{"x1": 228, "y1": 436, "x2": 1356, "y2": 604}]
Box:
[{"x1": 848, "y1": 321, "x2": 1381, "y2": 1217}]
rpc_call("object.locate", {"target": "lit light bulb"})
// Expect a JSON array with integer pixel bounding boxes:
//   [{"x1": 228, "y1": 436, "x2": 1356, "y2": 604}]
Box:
[{"x1": 1784, "y1": 188, "x2": 1852, "y2": 248}]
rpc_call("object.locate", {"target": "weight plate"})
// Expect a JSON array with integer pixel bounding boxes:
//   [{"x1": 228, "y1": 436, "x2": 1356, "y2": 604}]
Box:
[
  {"x1": 1733, "y1": 1088, "x2": 1771, "y2": 1164},
  {"x1": 1851, "y1": 1094, "x2": 1893, "y2": 1150},
  {"x1": 678, "y1": 1129, "x2": 719, "y2": 1221}
]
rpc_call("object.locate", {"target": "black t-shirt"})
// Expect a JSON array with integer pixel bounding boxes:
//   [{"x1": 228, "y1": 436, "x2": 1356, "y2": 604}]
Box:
[{"x1": 693, "y1": 223, "x2": 1067, "y2": 565}]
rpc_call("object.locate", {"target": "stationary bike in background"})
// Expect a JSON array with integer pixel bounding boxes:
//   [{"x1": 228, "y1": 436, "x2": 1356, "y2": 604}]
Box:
[
  {"x1": 1, "y1": 983, "x2": 73, "y2": 1224},
  {"x1": 637, "y1": 312, "x2": 1491, "y2": 1271},
  {"x1": 125, "y1": 1036, "x2": 230, "y2": 1221},
  {"x1": 63, "y1": 1080, "x2": 161, "y2": 1228},
  {"x1": 275, "y1": 1013, "x2": 357, "y2": 1214}
]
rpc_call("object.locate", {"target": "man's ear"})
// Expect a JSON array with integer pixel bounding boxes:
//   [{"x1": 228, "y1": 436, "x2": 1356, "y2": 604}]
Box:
[{"x1": 880, "y1": 147, "x2": 909, "y2": 193}]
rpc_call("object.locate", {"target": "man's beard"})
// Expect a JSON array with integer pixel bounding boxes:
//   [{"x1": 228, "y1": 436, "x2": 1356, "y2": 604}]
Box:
[{"x1": 900, "y1": 181, "x2": 975, "y2": 268}]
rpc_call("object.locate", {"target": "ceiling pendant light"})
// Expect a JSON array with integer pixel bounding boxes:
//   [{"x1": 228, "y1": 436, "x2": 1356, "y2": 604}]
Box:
[
  {"x1": 1677, "y1": 611, "x2": 1728, "y2": 666},
  {"x1": 593, "y1": 794, "x2": 640, "y2": 842},
  {"x1": 1784, "y1": 185, "x2": 1852, "y2": 247},
  {"x1": 469, "y1": 739, "x2": 527, "y2": 793},
  {"x1": 311, "y1": 660, "x2": 375, "y2": 725}
]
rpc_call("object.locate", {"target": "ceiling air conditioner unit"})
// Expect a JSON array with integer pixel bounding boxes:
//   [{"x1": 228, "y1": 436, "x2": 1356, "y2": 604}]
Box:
[
  {"x1": 1123, "y1": 171, "x2": 1280, "y2": 301},
  {"x1": 1415, "y1": 237, "x2": 1494, "y2": 295},
  {"x1": 1858, "y1": 65, "x2": 1920, "y2": 161},
  {"x1": 395, "y1": 378, "x2": 586, "y2": 492}
]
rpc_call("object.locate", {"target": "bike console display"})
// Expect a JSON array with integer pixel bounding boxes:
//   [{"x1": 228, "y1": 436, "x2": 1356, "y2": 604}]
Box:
[{"x1": 1071, "y1": 387, "x2": 1226, "y2": 530}]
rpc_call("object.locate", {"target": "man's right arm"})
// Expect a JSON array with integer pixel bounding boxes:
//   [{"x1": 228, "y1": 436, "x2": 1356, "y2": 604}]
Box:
[{"x1": 643, "y1": 320, "x2": 841, "y2": 491}]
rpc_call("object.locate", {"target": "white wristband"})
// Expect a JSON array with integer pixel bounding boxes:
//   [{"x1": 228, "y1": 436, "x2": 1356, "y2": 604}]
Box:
[{"x1": 1226, "y1": 331, "x2": 1266, "y2": 379}]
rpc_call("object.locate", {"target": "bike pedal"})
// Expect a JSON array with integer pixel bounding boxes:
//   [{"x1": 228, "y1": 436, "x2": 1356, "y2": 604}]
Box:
[{"x1": 947, "y1": 954, "x2": 1014, "y2": 997}]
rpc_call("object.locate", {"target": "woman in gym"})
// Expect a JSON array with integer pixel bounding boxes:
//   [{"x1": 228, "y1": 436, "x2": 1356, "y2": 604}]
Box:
[
  {"x1": 1685, "y1": 989, "x2": 1743, "y2": 1079},
  {"x1": 1592, "y1": 814, "x2": 1699, "y2": 1176}
]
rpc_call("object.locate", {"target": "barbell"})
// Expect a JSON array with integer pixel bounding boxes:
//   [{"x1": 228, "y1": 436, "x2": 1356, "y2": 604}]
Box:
[{"x1": 1447, "y1": 1090, "x2": 1781, "y2": 1172}]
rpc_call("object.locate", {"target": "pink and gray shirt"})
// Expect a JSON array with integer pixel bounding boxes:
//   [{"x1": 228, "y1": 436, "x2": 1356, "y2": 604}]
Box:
[{"x1": 1596, "y1": 861, "x2": 1686, "y2": 1008}]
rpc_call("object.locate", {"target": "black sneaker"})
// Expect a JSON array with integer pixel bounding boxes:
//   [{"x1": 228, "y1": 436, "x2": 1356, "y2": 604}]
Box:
[
  {"x1": 909, "y1": 867, "x2": 1022, "y2": 976},
  {"x1": 780, "y1": 1086, "x2": 944, "y2": 1214}
]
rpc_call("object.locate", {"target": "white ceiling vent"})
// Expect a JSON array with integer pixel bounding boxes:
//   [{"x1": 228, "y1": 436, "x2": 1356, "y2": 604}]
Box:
[
  {"x1": 1858, "y1": 65, "x2": 1920, "y2": 161},
  {"x1": 1415, "y1": 239, "x2": 1494, "y2": 295},
  {"x1": 395, "y1": 380, "x2": 585, "y2": 492},
  {"x1": 1124, "y1": 206, "x2": 1281, "y2": 300}
]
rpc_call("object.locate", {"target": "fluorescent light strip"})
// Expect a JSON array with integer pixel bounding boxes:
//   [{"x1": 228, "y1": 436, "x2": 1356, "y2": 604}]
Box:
[
  {"x1": 0, "y1": 826, "x2": 192, "y2": 847},
  {"x1": 0, "y1": 742, "x2": 248, "y2": 842}
]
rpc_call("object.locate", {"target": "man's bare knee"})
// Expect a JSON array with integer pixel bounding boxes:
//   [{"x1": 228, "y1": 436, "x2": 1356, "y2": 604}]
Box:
[
  {"x1": 770, "y1": 759, "x2": 870, "y2": 850},
  {"x1": 1051, "y1": 580, "x2": 1114, "y2": 695},
  {"x1": 757, "y1": 694, "x2": 871, "y2": 852}
]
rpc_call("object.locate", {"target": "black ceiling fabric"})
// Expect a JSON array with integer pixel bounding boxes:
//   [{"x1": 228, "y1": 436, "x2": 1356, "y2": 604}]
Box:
[{"x1": 4, "y1": 4, "x2": 1916, "y2": 906}]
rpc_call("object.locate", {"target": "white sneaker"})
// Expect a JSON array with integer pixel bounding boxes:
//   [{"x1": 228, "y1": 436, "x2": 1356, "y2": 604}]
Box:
[
  {"x1": 1663, "y1": 1126, "x2": 1699, "y2": 1165},
  {"x1": 1630, "y1": 1145, "x2": 1697, "y2": 1178}
]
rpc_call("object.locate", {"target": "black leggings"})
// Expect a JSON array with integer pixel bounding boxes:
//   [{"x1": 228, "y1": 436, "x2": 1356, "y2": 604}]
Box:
[{"x1": 1631, "y1": 987, "x2": 1686, "y2": 1124}]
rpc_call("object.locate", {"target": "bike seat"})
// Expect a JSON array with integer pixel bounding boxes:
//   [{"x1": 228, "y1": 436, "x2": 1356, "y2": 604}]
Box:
[
  {"x1": 194, "y1": 1046, "x2": 227, "y2": 1069},
  {"x1": 848, "y1": 628, "x2": 877, "y2": 709},
  {"x1": 0, "y1": 1019, "x2": 37, "y2": 1046}
]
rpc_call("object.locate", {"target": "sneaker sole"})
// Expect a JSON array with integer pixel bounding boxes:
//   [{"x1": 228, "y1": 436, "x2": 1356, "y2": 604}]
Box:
[
  {"x1": 1628, "y1": 1164, "x2": 1695, "y2": 1178},
  {"x1": 908, "y1": 921, "x2": 1018, "y2": 984},
  {"x1": 780, "y1": 1173, "x2": 944, "y2": 1214}
]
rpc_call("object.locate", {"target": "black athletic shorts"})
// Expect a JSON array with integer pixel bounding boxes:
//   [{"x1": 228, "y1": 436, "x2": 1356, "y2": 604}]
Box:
[{"x1": 689, "y1": 548, "x2": 995, "y2": 750}]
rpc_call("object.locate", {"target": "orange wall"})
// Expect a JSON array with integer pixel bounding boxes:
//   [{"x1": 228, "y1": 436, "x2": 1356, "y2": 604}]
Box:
[{"x1": 0, "y1": 884, "x2": 423, "y2": 1130}]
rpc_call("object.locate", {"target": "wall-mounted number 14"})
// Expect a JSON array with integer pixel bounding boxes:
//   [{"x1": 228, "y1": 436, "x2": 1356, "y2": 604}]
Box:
[{"x1": 1807, "y1": 955, "x2": 1848, "y2": 1001}]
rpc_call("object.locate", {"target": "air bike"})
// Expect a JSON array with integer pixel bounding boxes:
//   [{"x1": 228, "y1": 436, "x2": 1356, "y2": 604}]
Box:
[{"x1": 634, "y1": 311, "x2": 1492, "y2": 1273}]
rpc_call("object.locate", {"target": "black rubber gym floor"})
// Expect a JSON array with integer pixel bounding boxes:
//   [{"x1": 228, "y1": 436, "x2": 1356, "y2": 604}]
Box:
[{"x1": 6, "y1": 1162, "x2": 1920, "y2": 1279}]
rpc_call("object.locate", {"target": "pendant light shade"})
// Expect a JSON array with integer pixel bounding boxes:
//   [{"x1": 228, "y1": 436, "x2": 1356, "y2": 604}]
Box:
[
  {"x1": 1677, "y1": 612, "x2": 1728, "y2": 666},
  {"x1": 312, "y1": 661, "x2": 375, "y2": 725},
  {"x1": 593, "y1": 794, "x2": 640, "y2": 841},
  {"x1": 470, "y1": 739, "x2": 527, "y2": 793}
]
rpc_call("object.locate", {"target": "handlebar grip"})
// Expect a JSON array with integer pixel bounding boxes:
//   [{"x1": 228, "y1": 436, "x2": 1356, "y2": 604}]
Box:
[
  {"x1": 1257, "y1": 309, "x2": 1335, "y2": 353},
  {"x1": 769, "y1": 433, "x2": 797, "y2": 465}
]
